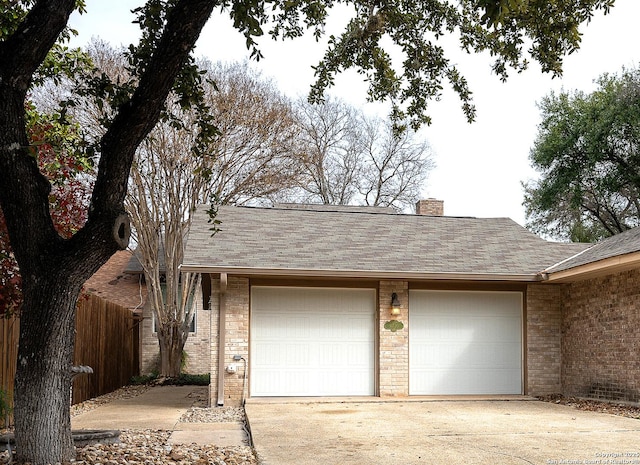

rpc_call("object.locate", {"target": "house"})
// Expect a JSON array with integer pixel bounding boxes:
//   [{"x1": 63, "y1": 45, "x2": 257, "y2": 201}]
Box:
[
  {"x1": 86, "y1": 250, "x2": 211, "y2": 375},
  {"x1": 123, "y1": 250, "x2": 211, "y2": 375},
  {"x1": 181, "y1": 200, "x2": 640, "y2": 406}
]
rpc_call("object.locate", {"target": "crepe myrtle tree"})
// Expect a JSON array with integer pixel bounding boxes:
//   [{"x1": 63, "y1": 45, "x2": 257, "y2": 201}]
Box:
[
  {"x1": 126, "y1": 103, "x2": 207, "y2": 378},
  {"x1": 0, "y1": 0, "x2": 615, "y2": 463}
]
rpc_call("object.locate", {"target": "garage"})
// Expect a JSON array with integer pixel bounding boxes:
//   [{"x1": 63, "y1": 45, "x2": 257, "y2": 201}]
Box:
[
  {"x1": 409, "y1": 290, "x2": 523, "y2": 395},
  {"x1": 250, "y1": 286, "x2": 376, "y2": 396}
]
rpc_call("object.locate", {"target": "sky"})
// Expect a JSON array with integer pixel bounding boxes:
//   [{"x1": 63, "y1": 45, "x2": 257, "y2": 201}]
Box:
[{"x1": 68, "y1": 1, "x2": 640, "y2": 226}]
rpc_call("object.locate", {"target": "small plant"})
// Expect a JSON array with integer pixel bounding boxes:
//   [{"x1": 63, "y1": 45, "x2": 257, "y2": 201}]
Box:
[{"x1": 129, "y1": 372, "x2": 159, "y2": 385}]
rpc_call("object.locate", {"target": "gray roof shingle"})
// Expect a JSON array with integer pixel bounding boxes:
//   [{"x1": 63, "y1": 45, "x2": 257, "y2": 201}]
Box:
[
  {"x1": 545, "y1": 226, "x2": 640, "y2": 273},
  {"x1": 182, "y1": 205, "x2": 589, "y2": 280}
]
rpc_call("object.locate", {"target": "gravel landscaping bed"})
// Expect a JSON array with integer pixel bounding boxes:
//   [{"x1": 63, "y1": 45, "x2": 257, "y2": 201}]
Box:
[
  {"x1": 2, "y1": 385, "x2": 257, "y2": 465},
  {"x1": 75, "y1": 429, "x2": 257, "y2": 465},
  {"x1": 538, "y1": 394, "x2": 640, "y2": 419}
]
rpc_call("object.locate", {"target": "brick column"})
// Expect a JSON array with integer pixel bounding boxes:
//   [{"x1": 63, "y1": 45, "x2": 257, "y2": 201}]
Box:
[
  {"x1": 526, "y1": 283, "x2": 562, "y2": 395},
  {"x1": 379, "y1": 280, "x2": 409, "y2": 396},
  {"x1": 223, "y1": 277, "x2": 250, "y2": 406},
  {"x1": 209, "y1": 278, "x2": 219, "y2": 407}
]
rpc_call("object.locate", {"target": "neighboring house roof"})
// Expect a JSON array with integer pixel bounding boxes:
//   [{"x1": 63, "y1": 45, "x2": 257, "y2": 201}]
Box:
[
  {"x1": 182, "y1": 205, "x2": 589, "y2": 281},
  {"x1": 124, "y1": 248, "x2": 166, "y2": 274},
  {"x1": 543, "y1": 227, "x2": 640, "y2": 282},
  {"x1": 84, "y1": 250, "x2": 146, "y2": 311}
]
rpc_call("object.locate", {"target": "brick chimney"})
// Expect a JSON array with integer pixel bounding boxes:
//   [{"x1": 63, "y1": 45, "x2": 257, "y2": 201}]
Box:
[{"x1": 415, "y1": 198, "x2": 444, "y2": 216}]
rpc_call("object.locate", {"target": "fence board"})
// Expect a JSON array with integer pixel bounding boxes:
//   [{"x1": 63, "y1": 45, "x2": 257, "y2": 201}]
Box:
[
  {"x1": 0, "y1": 316, "x2": 19, "y2": 427},
  {"x1": 1, "y1": 293, "x2": 140, "y2": 425},
  {"x1": 72, "y1": 294, "x2": 140, "y2": 404}
]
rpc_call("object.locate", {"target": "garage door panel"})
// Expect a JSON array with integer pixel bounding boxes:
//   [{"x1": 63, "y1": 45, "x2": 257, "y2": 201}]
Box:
[
  {"x1": 318, "y1": 343, "x2": 344, "y2": 367},
  {"x1": 346, "y1": 343, "x2": 373, "y2": 366},
  {"x1": 284, "y1": 317, "x2": 311, "y2": 338},
  {"x1": 412, "y1": 368, "x2": 521, "y2": 395},
  {"x1": 252, "y1": 370, "x2": 311, "y2": 396},
  {"x1": 251, "y1": 287, "x2": 376, "y2": 397},
  {"x1": 410, "y1": 290, "x2": 522, "y2": 395}
]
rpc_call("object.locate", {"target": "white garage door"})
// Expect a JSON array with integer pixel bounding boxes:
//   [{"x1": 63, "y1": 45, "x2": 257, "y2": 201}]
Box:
[
  {"x1": 409, "y1": 290, "x2": 522, "y2": 395},
  {"x1": 251, "y1": 287, "x2": 376, "y2": 396}
]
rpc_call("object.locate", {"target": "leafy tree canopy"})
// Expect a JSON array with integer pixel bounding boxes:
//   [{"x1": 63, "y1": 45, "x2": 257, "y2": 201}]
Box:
[
  {"x1": 524, "y1": 66, "x2": 640, "y2": 242},
  {"x1": 7, "y1": 0, "x2": 615, "y2": 131},
  {"x1": 0, "y1": 103, "x2": 93, "y2": 315}
]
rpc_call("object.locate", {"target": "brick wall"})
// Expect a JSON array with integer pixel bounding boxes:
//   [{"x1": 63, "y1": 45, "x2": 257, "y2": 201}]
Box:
[
  {"x1": 139, "y1": 283, "x2": 211, "y2": 375},
  {"x1": 223, "y1": 277, "x2": 250, "y2": 405},
  {"x1": 183, "y1": 286, "x2": 211, "y2": 374},
  {"x1": 526, "y1": 284, "x2": 563, "y2": 395},
  {"x1": 209, "y1": 276, "x2": 249, "y2": 407},
  {"x1": 561, "y1": 269, "x2": 640, "y2": 402},
  {"x1": 140, "y1": 300, "x2": 158, "y2": 373},
  {"x1": 379, "y1": 280, "x2": 409, "y2": 396}
]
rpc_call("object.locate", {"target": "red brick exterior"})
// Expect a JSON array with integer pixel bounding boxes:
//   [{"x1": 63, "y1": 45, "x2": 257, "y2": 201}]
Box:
[
  {"x1": 415, "y1": 199, "x2": 444, "y2": 216},
  {"x1": 561, "y1": 269, "x2": 640, "y2": 402},
  {"x1": 526, "y1": 284, "x2": 563, "y2": 395}
]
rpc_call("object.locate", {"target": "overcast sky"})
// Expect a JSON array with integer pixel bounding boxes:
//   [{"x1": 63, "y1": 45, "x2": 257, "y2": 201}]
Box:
[{"x1": 68, "y1": 1, "x2": 640, "y2": 226}]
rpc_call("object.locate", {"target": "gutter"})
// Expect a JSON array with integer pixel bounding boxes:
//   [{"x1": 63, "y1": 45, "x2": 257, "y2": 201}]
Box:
[
  {"x1": 216, "y1": 272, "x2": 227, "y2": 406},
  {"x1": 539, "y1": 251, "x2": 640, "y2": 283},
  {"x1": 181, "y1": 266, "x2": 542, "y2": 282}
]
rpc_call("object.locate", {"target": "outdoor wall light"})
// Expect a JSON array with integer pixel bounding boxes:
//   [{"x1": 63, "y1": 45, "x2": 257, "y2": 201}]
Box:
[{"x1": 390, "y1": 292, "x2": 401, "y2": 316}]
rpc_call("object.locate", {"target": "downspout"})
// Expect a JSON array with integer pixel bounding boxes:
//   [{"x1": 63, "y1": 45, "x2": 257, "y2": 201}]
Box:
[{"x1": 216, "y1": 272, "x2": 228, "y2": 406}]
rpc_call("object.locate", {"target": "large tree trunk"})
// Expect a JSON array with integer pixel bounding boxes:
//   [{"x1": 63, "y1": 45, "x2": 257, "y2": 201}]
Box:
[
  {"x1": 158, "y1": 323, "x2": 187, "y2": 378},
  {"x1": 13, "y1": 272, "x2": 81, "y2": 464}
]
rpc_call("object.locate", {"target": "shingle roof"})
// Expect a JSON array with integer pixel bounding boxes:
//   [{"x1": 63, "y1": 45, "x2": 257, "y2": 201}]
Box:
[
  {"x1": 124, "y1": 247, "x2": 166, "y2": 274},
  {"x1": 545, "y1": 226, "x2": 640, "y2": 273},
  {"x1": 182, "y1": 205, "x2": 589, "y2": 280},
  {"x1": 84, "y1": 250, "x2": 146, "y2": 311}
]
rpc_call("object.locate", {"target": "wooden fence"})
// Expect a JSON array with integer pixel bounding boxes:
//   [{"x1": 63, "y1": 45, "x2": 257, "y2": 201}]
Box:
[
  {"x1": 0, "y1": 315, "x2": 19, "y2": 427},
  {"x1": 1, "y1": 293, "x2": 140, "y2": 425}
]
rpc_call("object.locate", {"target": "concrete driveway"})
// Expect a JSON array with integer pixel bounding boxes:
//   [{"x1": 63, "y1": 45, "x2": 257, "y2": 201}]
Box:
[{"x1": 245, "y1": 399, "x2": 640, "y2": 465}]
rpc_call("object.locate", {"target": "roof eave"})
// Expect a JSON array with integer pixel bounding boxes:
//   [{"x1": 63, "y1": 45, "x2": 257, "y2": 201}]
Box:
[
  {"x1": 179, "y1": 265, "x2": 542, "y2": 282},
  {"x1": 542, "y1": 251, "x2": 640, "y2": 283}
]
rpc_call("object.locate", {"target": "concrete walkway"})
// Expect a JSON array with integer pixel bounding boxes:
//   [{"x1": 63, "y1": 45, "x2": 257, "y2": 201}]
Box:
[
  {"x1": 71, "y1": 386, "x2": 248, "y2": 447},
  {"x1": 245, "y1": 399, "x2": 640, "y2": 465}
]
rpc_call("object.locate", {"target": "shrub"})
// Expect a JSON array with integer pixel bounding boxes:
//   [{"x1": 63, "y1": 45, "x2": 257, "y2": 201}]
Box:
[{"x1": 165, "y1": 373, "x2": 210, "y2": 386}]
